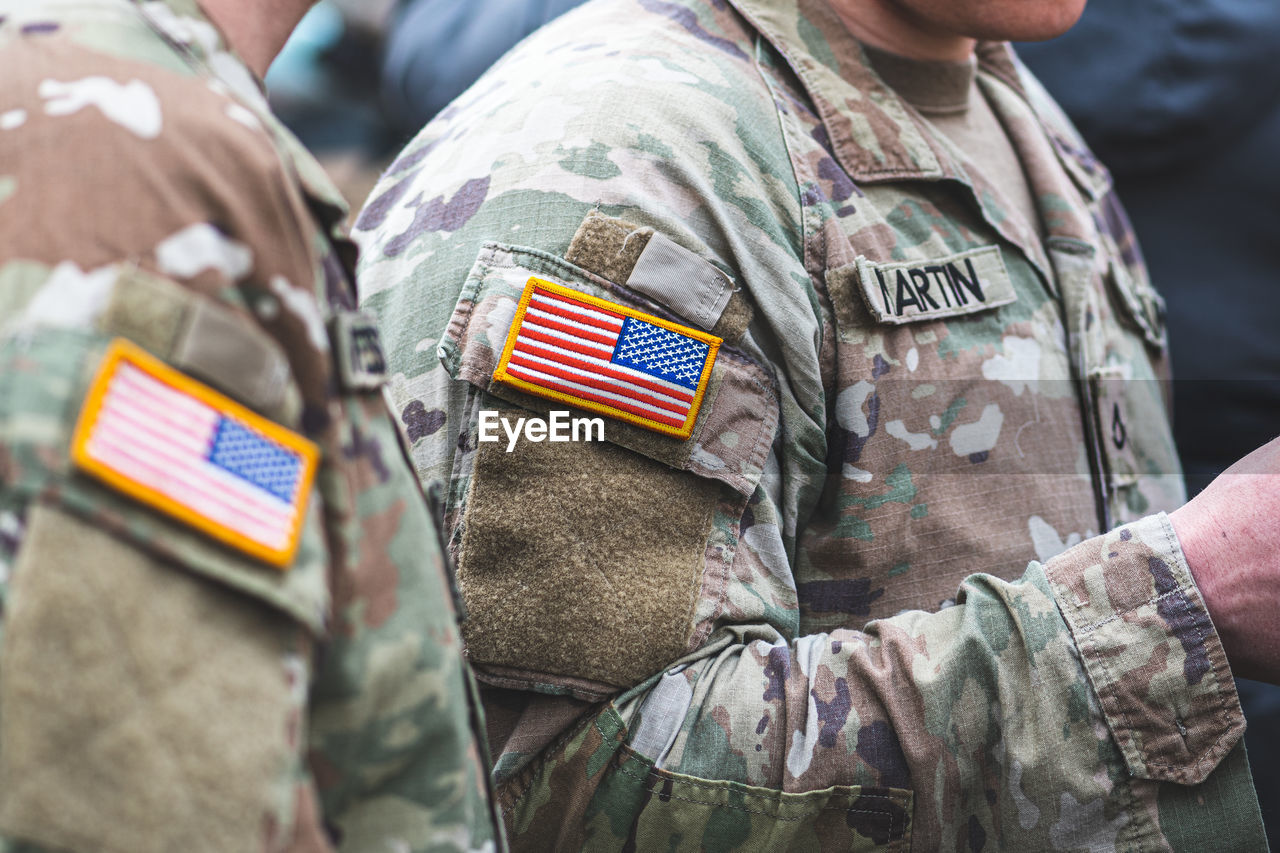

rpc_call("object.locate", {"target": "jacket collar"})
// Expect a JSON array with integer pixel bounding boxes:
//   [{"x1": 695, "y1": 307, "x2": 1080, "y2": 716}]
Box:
[
  {"x1": 732, "y1": 0, "x2": 948, "y2": 182},
  {"x1": 730, "y1": 0, "x2": 1103, "y2": 199},
  {"x1": 730, "y1": 0, "x2": 1115, "y2": 285}
]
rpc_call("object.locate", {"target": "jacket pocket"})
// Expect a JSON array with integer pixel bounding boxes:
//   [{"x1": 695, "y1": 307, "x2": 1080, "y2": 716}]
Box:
[
  {"x1": 0, "y1": 330, "x2": 325, "y2": 853},
  {"x1": 437, "y1": 244, "x2": 779, "y2": 697}
]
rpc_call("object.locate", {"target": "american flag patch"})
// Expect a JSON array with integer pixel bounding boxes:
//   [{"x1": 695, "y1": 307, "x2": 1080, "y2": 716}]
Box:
[
  {"x1": 71, "y1": 339, "x2": 319, "y2": 568},
  {"x1": 493, "y1": 278, "x2": 721, "y2": 439}
]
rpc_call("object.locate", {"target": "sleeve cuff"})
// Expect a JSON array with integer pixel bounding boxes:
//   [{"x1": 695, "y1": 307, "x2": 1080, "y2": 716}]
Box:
[{"x1": 1042, "y1": 511, "x2": 1245, "y2": 785}]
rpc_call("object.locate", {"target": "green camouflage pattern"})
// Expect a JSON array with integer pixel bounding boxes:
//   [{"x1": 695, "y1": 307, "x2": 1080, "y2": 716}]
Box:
[
  {"x1": 354, "y1": 0, "x2": 1265, "y2": 848},
  {"x1": 0, "y1": 1, "x2": 500, "y2": 851}
]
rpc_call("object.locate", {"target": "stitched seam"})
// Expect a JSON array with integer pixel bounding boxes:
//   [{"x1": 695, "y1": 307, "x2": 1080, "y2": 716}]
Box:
[
  {"x1": 687, "y1": 351, "x2": 777, "y2": 497},
  {"x1": 750, "y1": 26, "x2": 830, "y2": 374},
  {"x1": 614, "y1": 761, "x2": 902, "y2": 822},
  {"x1": 682, "y1": 493, "x2": 730, "y2": 655},
  {"x1": 619, "y1": 755, "x2": 904, "y2": 800},
  {"x1": 1136, "y1": 518, "x2": 1236, "y2": 773},
  {"x1": 1075, "y1": 587, "x2": 1202, "y2": 632},
  {"x1": 750, "y1": 31, "x2": 806, "y2": 266},
  {"x1": 701, "y1": 268, "x2": 732, "y2": 325},
  {"x1": 1114, "y1": 774, "x2": 1158, "y2": 852},
  {"x1": 445, "y1": 258, "x2": 490, "y2": 386},
  {"x1": 474, "y1": 666, "x2": 618, "y2": 702},
  {"x1": 1083, "y1": 626, "x2": 1143, "y2": 775},
  {"x1": 1074, "y1": 518, "x2": 1240, "y2": 777},
  {"x1": 499, "y1": 712, "x2": 607, "y2": 818}
]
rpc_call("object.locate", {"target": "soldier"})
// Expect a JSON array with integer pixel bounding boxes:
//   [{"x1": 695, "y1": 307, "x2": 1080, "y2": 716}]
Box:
[
  {"x1": 0, "y1": 1, "x2": 501, "y2": 851},
  {"x1": 355, "y1": 0, "x2": 1274, "y2": 850}
]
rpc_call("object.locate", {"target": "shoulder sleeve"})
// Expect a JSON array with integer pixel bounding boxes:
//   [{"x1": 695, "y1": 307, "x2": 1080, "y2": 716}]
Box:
[
  {"x1": 0, "y1": 23, "x2": 504, "y2": 853},
  {"x1": 0, "y1": 30, "x2": 331, "y2": 402}
]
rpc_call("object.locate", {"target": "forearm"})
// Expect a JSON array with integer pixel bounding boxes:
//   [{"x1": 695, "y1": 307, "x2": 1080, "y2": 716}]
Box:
[
  {"x1": 1169, "y1": 441, "x2": 1280, "y2": 683},
  {"x1": 614, "y1": 514, "x2": 1238, "y2": 844}
]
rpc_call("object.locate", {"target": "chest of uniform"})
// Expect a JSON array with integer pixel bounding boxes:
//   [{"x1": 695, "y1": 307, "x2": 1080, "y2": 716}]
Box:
[{"x1": 789, "y1": 169, "x2": 1178, "y2": 625}]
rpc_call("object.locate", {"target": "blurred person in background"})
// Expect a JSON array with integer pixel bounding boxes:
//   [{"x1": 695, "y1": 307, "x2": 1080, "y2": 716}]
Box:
[
  {"x1": 1019, "y1": 3, "x2": 1280, "y2": 845},
  {"x1": 379, "y1": 0, "x2": 587, "y2": 132},
  {"x1": 267, "y1": 0, "x2": 403, "y2": 208}
]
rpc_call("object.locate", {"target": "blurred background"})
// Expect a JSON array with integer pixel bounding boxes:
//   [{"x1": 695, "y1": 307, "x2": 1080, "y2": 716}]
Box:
[
  {"x1": 265, "y1": 0, "x2": 584, "y2": 212},
  {"x1": 265, "y1": 0, "x2": 401, "y2": 213}
]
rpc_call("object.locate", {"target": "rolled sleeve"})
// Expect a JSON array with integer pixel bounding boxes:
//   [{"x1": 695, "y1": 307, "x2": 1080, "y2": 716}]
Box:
[{"x1": 1043, "y1": 511, "x2": 1245, "y2": 785}]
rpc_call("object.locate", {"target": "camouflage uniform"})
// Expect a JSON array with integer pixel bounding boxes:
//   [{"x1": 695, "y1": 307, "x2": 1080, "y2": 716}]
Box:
[
  {"x1": 0, "y1": 1, "x2": 501, "y2": 851},
  {"x1": 354, "y1": 0, "x2": 1267, "y2": 848}
]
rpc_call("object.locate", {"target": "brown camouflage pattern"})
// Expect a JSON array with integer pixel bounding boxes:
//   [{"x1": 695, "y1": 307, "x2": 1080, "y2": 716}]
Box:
[{"x1": 0, "y1": 1, "x2": 501, "y2": 851}]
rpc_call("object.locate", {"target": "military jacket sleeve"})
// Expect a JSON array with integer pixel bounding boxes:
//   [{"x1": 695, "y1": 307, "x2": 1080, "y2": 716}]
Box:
[
  {"x1": 0, "y1": 4, "x2": 500, "y2": 852},
  {"x1": 354, "y1": 0, "x2": 1264, "y2": 850}
]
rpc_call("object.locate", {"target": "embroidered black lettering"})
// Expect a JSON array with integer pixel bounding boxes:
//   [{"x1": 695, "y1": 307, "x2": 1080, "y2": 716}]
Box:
[
  {"x1": 943, "y1": 264, "x2": 968, "y2": 305},
  {"x1": 854, "y1": 246, "x2": 1014, "y2": 325},
  {"x1": 875, "y1": 267, "x2": 893, "y2": 314},
  {"x1": 894, "y1": 270, "x2": 923, "y2": 315},
  {"x1": 908, "y1": 268, "x2": 940, "y2": 310},
  {"x1": 924, "y1": 265, "x2": 953, "y2": 307},
  {"x1": 949, "y1": 257, "x2": 986, "y2": 303}
]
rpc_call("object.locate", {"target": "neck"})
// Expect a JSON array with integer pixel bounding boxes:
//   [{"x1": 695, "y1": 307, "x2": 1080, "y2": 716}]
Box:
[
  {"x1": 828, "y1": 0, "x2": 976, "y2": 62},
  {"x1": 199, "y1": 0, "x2": 314, "y2": 77}
]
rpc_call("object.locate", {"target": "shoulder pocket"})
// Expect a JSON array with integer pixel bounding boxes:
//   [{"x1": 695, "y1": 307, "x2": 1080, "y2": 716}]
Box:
[
  {"x1": 442, "y1": 242, "x2": 777, "y2": 498},
  {"x1": 0, "y1": 329, "x2": 325, "y2": 852},
  {"x1": 437, "y1": 244, "x2": 779, "y2": 697},
  {"x1": 1105, "y1": 254, "x2": 1166, "y2": 351},
  {"x1": 1096, "y1": 193, "x2": 1166, "y2": 351}
]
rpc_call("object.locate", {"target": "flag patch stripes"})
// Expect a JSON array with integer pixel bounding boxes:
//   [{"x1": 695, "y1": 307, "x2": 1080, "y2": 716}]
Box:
[
  {"x1": 493, "y1": 277, "x2": 721, "y2": 439},
  {"x1": 71, "y1": 339, "x2": 319, "y2": 568}
]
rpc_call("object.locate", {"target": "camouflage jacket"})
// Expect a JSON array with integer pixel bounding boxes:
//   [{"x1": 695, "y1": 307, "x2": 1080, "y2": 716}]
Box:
[
  {"x1": 0, "y1": 1, "x2": 501, "y2": 851},
  {"x1": 354, "y1": 0, "x2": 1266, "y2": 849}
]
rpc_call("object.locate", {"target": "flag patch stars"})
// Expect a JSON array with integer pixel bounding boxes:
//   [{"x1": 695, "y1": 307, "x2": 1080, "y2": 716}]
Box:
[
  {"x1": 493, "y1": 277, "x2": 722, "y2": 439},
  {"x1": 612, "y1": 318, "x2": 710, "y2": 389},
  {"x1": 71, "y1": 339, "x2": 319, "y2": 568}
]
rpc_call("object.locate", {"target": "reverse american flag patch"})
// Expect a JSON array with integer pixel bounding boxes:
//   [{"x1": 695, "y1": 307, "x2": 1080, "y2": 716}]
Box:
[
  {"x1": 493, "y1": 278, "x2": 721, "y2": 439},
  {"x1": 70, "y1": 339, "x2": 319, "y2": 568}
]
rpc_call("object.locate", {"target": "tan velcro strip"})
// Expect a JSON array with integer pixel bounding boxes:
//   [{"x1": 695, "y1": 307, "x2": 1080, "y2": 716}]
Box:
[
  {"x1": 458, "y1": 418, "x2": 719, "y2": 690},
  {"x1": 0, "y1": 505, "x2": 302, "y2": 853}
]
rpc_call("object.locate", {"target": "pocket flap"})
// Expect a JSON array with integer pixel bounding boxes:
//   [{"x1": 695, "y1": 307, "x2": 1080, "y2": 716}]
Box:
[
  {"x1": 0, "y1": 330, "x2": 329, "y2": 634},
  {"x1": 440, "y1": 243, "x2": 778, "y2": 498}
]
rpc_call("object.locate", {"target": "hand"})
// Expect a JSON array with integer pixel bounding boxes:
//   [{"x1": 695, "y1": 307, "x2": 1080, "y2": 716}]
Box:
[{"x1": 1170, "y1": 436, "x2": 1280, "y2": 684}]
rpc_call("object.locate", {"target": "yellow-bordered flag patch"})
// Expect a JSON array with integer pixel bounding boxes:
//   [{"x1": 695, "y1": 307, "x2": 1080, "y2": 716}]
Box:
[
  {"x1": 493, "y1": 278, "x2": 721, "y2": 439},
  {"x1": 71, "y1": 339, "x2": 319, "y2": 569}
]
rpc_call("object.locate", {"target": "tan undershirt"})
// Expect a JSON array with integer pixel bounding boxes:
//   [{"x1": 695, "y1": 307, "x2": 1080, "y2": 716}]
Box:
[{"x1": 863, "y1": 44, "x2": 1044, "y2": 239}]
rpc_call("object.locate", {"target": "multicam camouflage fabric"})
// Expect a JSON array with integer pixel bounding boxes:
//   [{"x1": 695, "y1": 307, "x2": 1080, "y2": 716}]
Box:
[
  {"x1": 355, "y1": 0, "x2": 1267, "y2": 849},
  {"x1": 0, "y1": 1, "x2": 501, "y2": 851},
  {"x1": 355, "y1": 0, "x2": 1264, "y2": 845}
]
